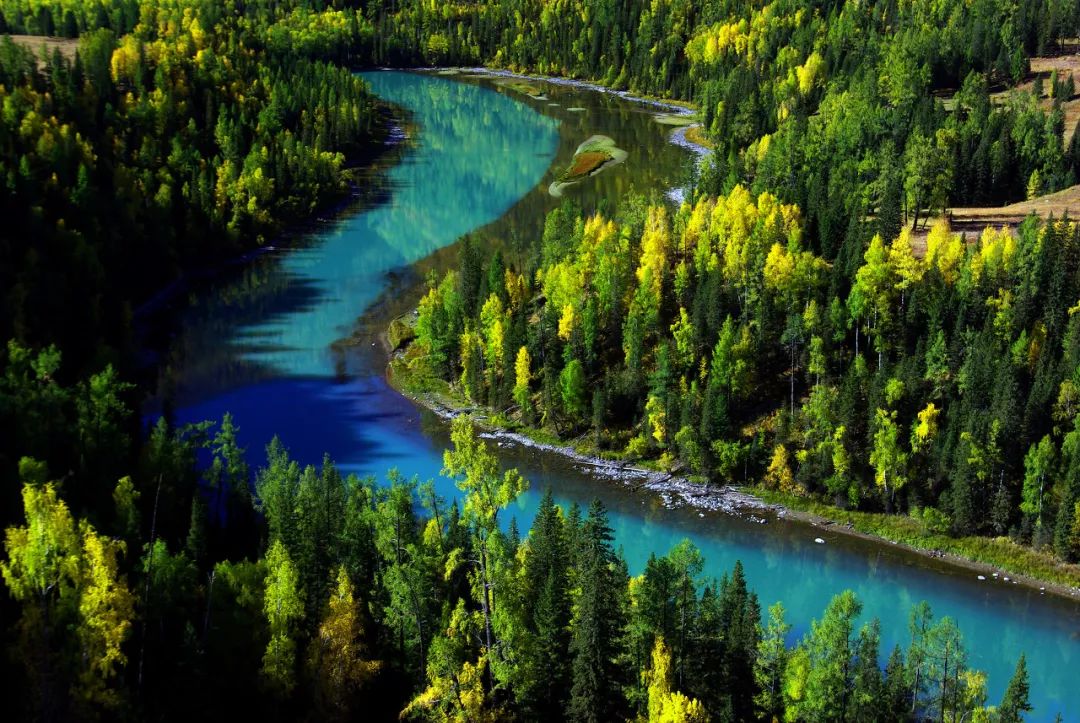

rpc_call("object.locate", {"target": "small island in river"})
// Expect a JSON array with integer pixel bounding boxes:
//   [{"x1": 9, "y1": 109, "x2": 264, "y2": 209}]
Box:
[{"x1": 549, "y1": 134, "x2": 629, "y2": 197}]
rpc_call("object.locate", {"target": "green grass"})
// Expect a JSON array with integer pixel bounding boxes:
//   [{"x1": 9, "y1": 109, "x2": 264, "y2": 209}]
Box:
[
  {"x1": 387, "y1": 316, "x2": 417, "y2": 351},
  {"x1": 684, "y1": 125, "x2": 715, "y2": 150},
  {"x1": 749, "y1": 487, "x2": 1080, "y2": 590}
]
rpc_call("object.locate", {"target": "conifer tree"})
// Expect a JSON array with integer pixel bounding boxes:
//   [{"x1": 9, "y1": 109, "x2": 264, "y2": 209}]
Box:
[
  {"x1": 569, "y1": 500, "x2": 628, "y2": 723},
  {"x1": 522, "y1": 491, "x2": 572, "y2": 718},
  {"x1": 998, "y1": 654, "x2": 1032, "y2": 723}
]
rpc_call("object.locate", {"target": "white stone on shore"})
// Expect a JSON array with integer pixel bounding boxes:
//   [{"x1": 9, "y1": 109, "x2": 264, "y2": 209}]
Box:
[
  {"x1": 814, "y1": 537, "x2": 825, "y2": 544},
  {"x1": 978, "y1": 575, "x2": 986, "y2": 580}
]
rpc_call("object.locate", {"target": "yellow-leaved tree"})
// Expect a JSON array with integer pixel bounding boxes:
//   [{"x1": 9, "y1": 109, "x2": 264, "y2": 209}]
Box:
[
  {"x1": 642, "y1": 637, "x2": 710, "y2": 723},
  {"x1": 2, "y1": 482, "x2": 135, "y2": 716},
  {"x1": 307, "y1": 566, "x2": 380, "y2": 719}
]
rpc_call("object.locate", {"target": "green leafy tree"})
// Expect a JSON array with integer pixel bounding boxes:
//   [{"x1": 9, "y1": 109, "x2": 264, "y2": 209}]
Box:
[
  {"x1": 560, "y1": 358, "x2": 588, "y2": 422},
  {"x1": 2, "y1": 482, "x2": 134, "y2": 717},
  {"x1": 784, "y1": 590, "x2": 863, "y2": 721},
  {"x1": 261, "y1": 539, "x2": 304, "y2": 696},
  {"x1": 442, "y1": 416, "x2": 528, "y2": 684},
  {"x1": 1021, "y1": 436, "x2": 1055, "y2": 535},
  {"x1": 513, "y1": 346, "x2": 533, "y2": 423},
  {"x1": 754, "y1": 602, "x2": 790, "y2": 721},
  {"x1": 871, "y1": 408, "x2": 909, "y2": 511}
]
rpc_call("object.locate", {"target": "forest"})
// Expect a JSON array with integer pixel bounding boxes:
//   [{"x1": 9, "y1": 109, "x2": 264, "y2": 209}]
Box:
[
  {"x1": 2, "y1": 0, "x2": 1079, "y2": 721},
  {"x1": 395, "y1": 0, "x2": 1080, "y2": 569},
  {"x1": 0, "y1": 0, "x2": 382, "y2": 376},
  {"x1": 0, "y1": 403, "x2": 1038, "y2": 721}
]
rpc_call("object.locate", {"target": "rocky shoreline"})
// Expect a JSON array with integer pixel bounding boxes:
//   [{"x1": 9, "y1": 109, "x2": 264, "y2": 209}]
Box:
[
  {"x1": 402, "y1": 387, "x2": 777, "y2": 518},
  {"x1": 388, "y1": 343, "x2": 1080, "y2": 601}
]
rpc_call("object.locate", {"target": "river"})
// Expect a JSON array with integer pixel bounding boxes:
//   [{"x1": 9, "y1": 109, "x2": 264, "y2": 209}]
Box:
[{"x1": 154, "y1": 71, "x2": 1080, "y2": 718}]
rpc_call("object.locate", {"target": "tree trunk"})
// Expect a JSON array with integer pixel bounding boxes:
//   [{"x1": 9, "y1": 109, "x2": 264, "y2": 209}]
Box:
[{"x1": 479, "y1": 541, "x2": 495, "y2": 690}]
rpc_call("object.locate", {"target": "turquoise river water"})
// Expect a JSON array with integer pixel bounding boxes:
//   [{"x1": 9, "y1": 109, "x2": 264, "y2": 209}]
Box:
[{"x1": 157, "y1": 71, "x2": 1080, "y2": 718}]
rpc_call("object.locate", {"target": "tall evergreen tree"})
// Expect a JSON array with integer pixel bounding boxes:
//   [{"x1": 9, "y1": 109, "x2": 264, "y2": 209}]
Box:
[
  {"x1": 998, "y1": 654, "x2": 1032, "y2": 723},
  {"x1": 521, "y1": 490, "x2": 572, "y2": 718},
  {"x1": 569, "y1": 500, "x2": 628, "y2": 723}
]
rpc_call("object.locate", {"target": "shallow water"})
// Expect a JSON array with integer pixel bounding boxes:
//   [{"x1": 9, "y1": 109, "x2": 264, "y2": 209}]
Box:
[{"x1": 159, "y1": 71, "x2": 1080, "y2": 718}]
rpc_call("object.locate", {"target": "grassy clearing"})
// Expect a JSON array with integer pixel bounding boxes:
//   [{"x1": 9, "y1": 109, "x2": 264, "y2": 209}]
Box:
[
  {"x1": 750, "y1": 487, "x2": 1080, "y2": 590},
  {"x1": 684, "y1": 125, "x2": 715, "y2": 150},
  {"x1": 653, "y1": 112, "x2": 698, "y2": 127},
  {"x1": 4, "y1": 35, "x2": 78, "y2": 66}
]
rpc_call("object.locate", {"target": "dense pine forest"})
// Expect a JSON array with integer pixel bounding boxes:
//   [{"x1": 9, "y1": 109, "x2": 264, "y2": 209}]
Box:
[{"x1": 1, "y1": 0, "x2": 1079, "y2": 721}]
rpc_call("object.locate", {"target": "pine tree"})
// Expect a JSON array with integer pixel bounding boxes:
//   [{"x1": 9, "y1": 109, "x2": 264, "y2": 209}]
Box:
[
  {"x1": 846, "y1": 620, "x2": 885, "y2": 722},
  {"x1": 569, "y1": 500, "x2": 628, "y2": 723},
  {"x1": 998, "y1": 654, "x2": 1032, "y2": 723},
  {"x1": 717, "y1": 560, "x2": 760, "y2": 719},
  {"x1": 882, "y1": 645, "x2": 909, "y2": 720},
  {"x1": 522, "y1": 491, "x2": 572, "y2": 718},
  {"x1": 754, "y1": 602, "x2": 790, "y2": 721}
]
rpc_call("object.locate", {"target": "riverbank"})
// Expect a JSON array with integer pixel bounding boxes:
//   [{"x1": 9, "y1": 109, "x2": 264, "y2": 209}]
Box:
[
  {"x1": 757, "y1": 489, "x2": 1080, "y2": 600},
  {"x1": 393, "y1": 376, "x2": 776, "y2": 518},
  {"x1": 417, "y1": 66, "x2": 716, "y2": 157},
  {"x1": 384, "y1": 318, "x2": 1080, "y2": 601}
]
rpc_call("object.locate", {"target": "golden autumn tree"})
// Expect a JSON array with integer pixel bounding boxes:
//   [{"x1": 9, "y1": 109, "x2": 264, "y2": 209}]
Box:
[
  {"x1": 307, "y1": 566, "x2": 380, "y2": 719},
  {"x1": 642, "y1": 637, "x2": 710, "y2": 723}
]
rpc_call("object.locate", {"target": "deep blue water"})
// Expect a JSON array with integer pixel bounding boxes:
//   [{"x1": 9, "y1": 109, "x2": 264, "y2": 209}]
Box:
[{"x1": 168, "y1": 72, "x2": 1080, "y2": 719}]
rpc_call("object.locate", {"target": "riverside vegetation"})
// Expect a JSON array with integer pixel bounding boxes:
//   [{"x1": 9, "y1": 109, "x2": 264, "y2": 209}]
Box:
[
  {"x1": 0, "y1": 401, "x2": 1040, "y2": 721},
  {"x1": 2, "y1": 0, "x2": 1080, "y2": 721},
  {"x1": 388, "y1": 0, "x2": 1080, "y2": 588}
]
